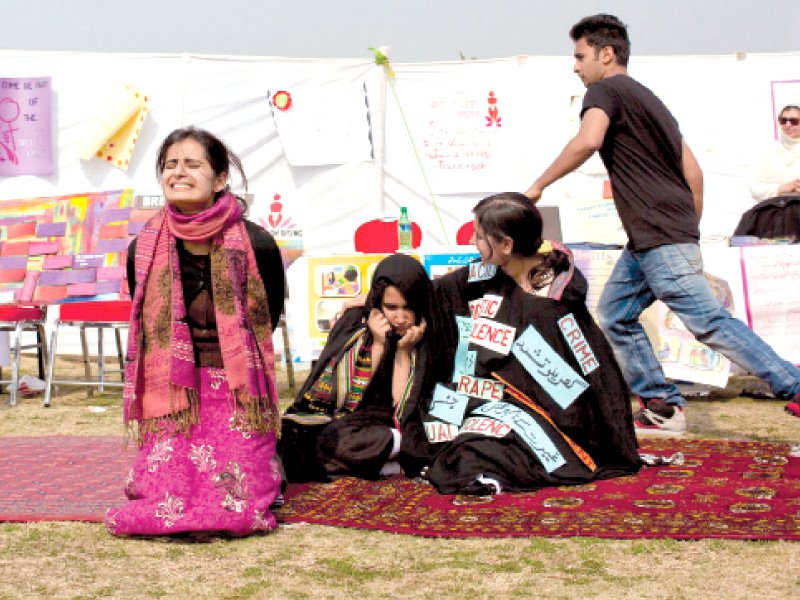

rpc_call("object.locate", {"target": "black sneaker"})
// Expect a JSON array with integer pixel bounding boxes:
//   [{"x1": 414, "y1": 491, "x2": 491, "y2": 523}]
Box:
[{"x1": 634, "y1": 398, "x2": 687, "y2": 437}]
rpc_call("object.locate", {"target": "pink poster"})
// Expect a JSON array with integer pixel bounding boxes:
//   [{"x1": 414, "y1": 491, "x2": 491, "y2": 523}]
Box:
[{"x1": 0, "y1": 77, "x2": 53, "y2": 176}]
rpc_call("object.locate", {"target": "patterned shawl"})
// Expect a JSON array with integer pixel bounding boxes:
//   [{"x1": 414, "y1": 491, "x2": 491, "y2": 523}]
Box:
[{"x1": 123, "y1": 191, "x2": 279, "y2": 438}]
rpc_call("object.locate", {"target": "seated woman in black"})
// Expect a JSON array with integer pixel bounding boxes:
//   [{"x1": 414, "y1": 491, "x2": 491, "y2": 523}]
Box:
[
  {"x1": 280, "y1": 253, "x2": 439, "y2": 482},
  {"x1": 424, "y1": 192, "x2": 641, "y2": 495}
]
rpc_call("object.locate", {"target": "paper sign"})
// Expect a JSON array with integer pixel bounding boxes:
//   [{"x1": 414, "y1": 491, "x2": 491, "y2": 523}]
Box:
[
  {"x1": 474, "y1": 402, "x2": 565, "y2": 472},
  {"x1": 512, "y1": 325, "x2": 588, "y2": 409},
  {"x1": 452, "y1": 315, "x2": 476, "y2": 382},
  {"x1": 469, "y1": 293, "x2": 503, "y2": 319},
  {"x1": 269, "y1": 83, "x2": 373, "y2": 166},
  {"x1": 455, "y1": 374, "x2": 505, "y2": 401},
  {"x1": 467, "y1": 261, "x2": 497, "y2": 283},
  {"x1": 468, "y1": 317, "x2": 516, "y2": 355},
  {"x1": 424, "y1": 421, "x2": 459, "y2": 443},
  {"x1": 557, "y1": 314, "x2": 599, "y2": 375},
  {"x1": 428, "y1": 384, "x2": 469, "y2": 426},
  {"x1": 0, "y1": 77, "x2": 53, "y2": 176},
  {"x1": 459, "y1": 417, "x2": 511, "y2": 439}
]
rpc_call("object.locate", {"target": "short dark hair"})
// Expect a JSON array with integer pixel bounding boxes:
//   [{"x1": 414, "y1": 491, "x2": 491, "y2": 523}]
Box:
[
  {"x1": 570, "y1": 14, "x2": 630, "y2": 67},
  {"x1": 155, "y1": 126, "x2": 248, "y2": 192}
]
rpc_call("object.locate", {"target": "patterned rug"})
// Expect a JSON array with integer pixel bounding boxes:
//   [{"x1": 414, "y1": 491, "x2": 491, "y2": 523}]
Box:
[
  {"x1": 3, "y1": 436, "x2": 800, "y2": 540},
  {"x1": 0, "y1": 436, "x2": 134, "y2": 522},
  {"x1": 277, "y1": 439, "x2": 800, "y2": 540}
]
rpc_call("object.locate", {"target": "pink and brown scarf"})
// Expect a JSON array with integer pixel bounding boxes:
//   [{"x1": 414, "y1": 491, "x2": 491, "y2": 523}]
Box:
[{"x1": 123, "y1": 191, "x2": 279, "y2": 439}]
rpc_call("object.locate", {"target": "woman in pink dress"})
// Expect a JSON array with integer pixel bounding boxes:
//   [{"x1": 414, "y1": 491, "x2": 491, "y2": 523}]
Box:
[{"x1": 106, "y1": 127, "x2": 285, "y2": 536}]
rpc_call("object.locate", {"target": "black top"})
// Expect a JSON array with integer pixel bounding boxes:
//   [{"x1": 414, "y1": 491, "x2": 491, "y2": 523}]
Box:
[
  {"x1": 582, "y1": 74, "x2": 699, "y2": 251},
  {"x1": 127, "y1": 220, "x2": 286, "y2": 335}
]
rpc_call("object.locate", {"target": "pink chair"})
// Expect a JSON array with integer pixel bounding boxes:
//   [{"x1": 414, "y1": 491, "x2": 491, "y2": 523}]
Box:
[
  {"x1": 354, "y1": 219, "x2": 422, "y2": 253},
  {"x1": 0, "y1": 306, "x2": 48, "y2": 407},
  {"x1": 44, "y1": 300, "x2": 132, "y2": 407}
]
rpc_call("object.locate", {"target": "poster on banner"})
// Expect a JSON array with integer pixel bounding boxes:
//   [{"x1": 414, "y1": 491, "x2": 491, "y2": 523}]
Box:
[
  {"x1": 570, "y1": 247, "x2": 622, "y2": 318},
  {"x1": 423, "y1": 251, "x2": 478, "y2": 279},
  {"x1": 740, "y1": 245, "x2": 800, "y2": 364},
  {"x1": 403, "y1": 84, "x2": 521, "y2": 193},
  {"x1": 0, "y1": 77, "x2": 52, "y2": 176},
  {"x1": 566, "y1": 198, "x2": 626, "y2": 246},
  {"x1": 656, "y1": 272, "x2": 733, "y2": 388},
  {"x1": 268, "y1": 84, "x2": 373, "y2": 166},
  {"x1": 303, "y1": 253, "x2": 422, "y2": 357},
  {"x1": 770, "y1": 80, "x2": 800, "y2": 139},
  {"x1": 0, "y1": 189, "x2": 133, "y2": 304}
]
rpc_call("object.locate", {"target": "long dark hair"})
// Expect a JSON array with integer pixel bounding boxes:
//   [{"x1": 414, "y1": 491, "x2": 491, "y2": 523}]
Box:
[
  {"x1": 473, "y1": 192, "x2": 568, "y2": 291},
  {"x1": 155, "y1": 126, "x2": 248, "y2": 193}
]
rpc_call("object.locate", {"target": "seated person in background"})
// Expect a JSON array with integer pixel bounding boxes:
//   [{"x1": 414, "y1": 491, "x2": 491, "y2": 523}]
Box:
[
  {"x1": 749, "y1": 104, "x2": 800, "y2": 202},
  {"x1": 280, "y1": 254, "x2": 440, "y2": 482},
  {"x1": 423, "y1": 192, "x2": 641, "y2": 496}
]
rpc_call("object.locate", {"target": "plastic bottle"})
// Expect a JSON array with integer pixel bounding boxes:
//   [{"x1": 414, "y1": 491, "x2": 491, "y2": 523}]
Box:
[{"x1": 397, "y1": 206, "x2": 413, "y2": 251}]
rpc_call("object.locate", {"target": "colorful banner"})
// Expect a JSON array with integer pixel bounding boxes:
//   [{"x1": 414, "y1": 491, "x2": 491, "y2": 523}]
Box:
[{"x1": 0, "y1": 189, "x2": 134, "y2": 304}]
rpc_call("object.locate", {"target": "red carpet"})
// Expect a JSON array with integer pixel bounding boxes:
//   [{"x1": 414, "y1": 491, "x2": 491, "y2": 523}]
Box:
[
  {"x1": 277, "y1": 439, "x2": 800, "y2": 540},
  {"x1": 0, "y1": 436, "x2": 134, "y2": 522},
  {"x1": 3, "y1": 436, "x2": 800, "y2": 540}
]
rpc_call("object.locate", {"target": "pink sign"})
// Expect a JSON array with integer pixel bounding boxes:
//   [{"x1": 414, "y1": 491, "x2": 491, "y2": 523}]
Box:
[{"x1": 0, "y1": 77, "x2": 53, "y2": 176}]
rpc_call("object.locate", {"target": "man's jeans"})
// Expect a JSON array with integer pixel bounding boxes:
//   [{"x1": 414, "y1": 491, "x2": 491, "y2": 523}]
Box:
[{"x1": 598, "y1": 243, "x2": 800, "y2": 406}]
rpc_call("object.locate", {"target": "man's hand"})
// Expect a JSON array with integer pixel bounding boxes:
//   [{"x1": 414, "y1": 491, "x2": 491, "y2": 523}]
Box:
[{"x1": 524, "y1": 185, "x2": 543, "y2": 203}]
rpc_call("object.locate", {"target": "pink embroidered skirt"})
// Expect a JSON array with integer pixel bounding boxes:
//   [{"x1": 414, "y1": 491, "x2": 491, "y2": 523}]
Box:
[{"x1": 106, "y1": 368, "x2": 281, "y2": 536}]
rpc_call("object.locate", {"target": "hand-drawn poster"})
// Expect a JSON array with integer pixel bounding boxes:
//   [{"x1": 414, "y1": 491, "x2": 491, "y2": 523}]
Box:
[
  {"x1": 0, "y1": 189, "x2": 134, "y2": 304},
  {"x1": 740, "y1": 245, "x2": 800, "y2": 364},
  {"x1": 0, "y1": 77, "x2": 52, "y2": 176},
  {"x1": 268, "y1": 83, "x2": 373, "y2": 166},
  {"x1": 657, "y1": 272, "x2": 733, "y2": 388},
  {"x1": 400, "y1": 84, "x2": 520, "y2": 194},
  {"x1": 770, "y1": 80, "x2": 800, "y2": 140}
]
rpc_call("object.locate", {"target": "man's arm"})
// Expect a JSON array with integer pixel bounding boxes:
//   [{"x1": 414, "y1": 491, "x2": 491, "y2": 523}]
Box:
[
  {"x1": 681, "y1": 139, "x2": 703, "y2": 219},
  {"x1": 524, "y1": 107, "x2": 609, "y2": 202}
]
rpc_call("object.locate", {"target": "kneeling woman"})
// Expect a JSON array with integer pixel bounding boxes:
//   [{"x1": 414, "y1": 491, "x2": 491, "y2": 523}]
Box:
[
  {"x1": 281, "y1": 254, "x2": 438, "y2": 482},
  {"x1": 425, "y1": 192, "x2": 641, "y2": 495},
  {"x1": 106, "y1": 127, "x2": 285, "y2": 536}
]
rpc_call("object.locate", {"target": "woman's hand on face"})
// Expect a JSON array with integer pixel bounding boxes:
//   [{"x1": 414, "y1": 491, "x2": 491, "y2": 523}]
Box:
[
  {"x1": 397, "y1": 318, "x2": 427, "y2": 353},
  {"x1": 367, "y1": 309, "x2": 392, "y2": 344},
  {"x1": 778, "y1": 179, "x2": 800, "y2": 195}
]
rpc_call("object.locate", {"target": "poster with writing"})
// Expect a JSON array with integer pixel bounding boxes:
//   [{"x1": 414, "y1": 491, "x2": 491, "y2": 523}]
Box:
[
  {"x1": 0, "y1": 77, "x2": 52, "y2": 176},
  {"x1": 566, "y1": 198, "x2": 626, "y2": 246},
  {"x1": 268, "y1": 84, "x2": 373, "y2": 166},
  {"x1": 402, "y1": 84, "x2": 519, "y2": 193},
  {"x1": 740, "y1": 245, "x2": 800, "y2": 364},
  {"x1": 570, "y1": 247, "x2": 622, "y2": 319},
  {"x1": 770, "y1": 80, "x2": 800, "y2": 140}
]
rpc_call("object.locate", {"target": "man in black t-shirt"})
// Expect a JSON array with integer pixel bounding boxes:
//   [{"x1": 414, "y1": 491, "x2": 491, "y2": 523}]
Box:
[{"x1": 525, "y1": 14, "x2": 800, "y2": 435}]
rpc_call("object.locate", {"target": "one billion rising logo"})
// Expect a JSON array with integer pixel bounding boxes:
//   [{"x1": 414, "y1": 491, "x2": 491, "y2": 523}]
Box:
[{"x1": 486, "y1": 91, "x2": 501, "y2": 127}]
